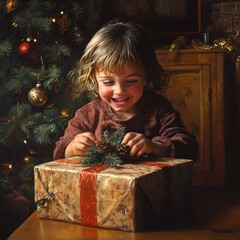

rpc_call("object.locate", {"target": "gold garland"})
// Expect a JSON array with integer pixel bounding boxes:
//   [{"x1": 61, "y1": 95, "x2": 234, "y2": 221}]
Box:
[{"x1": 169, "y1": 31, "x2": 240, "y2": 80}]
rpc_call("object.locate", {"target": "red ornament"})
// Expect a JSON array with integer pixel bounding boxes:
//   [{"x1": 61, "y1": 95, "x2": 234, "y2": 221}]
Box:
[
  {"x1": 18, "y1": 41, "x2": 31, "y2": 57},
  {"x1": 18, "y1": 39, "x2": 39, "y2": 61}
]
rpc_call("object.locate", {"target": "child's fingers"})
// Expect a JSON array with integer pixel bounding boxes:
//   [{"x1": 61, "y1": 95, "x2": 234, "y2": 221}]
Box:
[
  {"x1": 122, "y1": 132, "x2": 137, "y2": 145},
  {"x1": 80, "y1": 132, "x2": 97, "y2": 143},
  {"x1": 75, "y1": 132, "x2": 97, "y2": 146}
]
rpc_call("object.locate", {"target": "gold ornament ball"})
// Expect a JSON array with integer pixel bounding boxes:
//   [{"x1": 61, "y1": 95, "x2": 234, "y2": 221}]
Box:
[{"x1": 28, "y1": 83, "x2": 48, "y2": 106}]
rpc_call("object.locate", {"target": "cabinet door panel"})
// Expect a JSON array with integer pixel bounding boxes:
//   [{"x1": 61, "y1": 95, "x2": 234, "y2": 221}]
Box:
[
  {"x1": 156, "y1": 50, "x2": 228, "y2": 186},
  {"x1": 162, "y1": 65, "x2": 211, "y2": 173}
]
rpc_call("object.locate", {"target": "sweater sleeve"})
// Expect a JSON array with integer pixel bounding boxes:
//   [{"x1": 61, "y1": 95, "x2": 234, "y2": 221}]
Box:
[
  {"x1": 53, "y1": 104, "x2": 93, "y2": 160},
  {"x1": 152, "y1": 109, "x2": 198, "y2": 161}
]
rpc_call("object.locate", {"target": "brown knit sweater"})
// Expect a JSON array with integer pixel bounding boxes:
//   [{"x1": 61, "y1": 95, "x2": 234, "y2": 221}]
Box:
[{"x1": 53, "y1": 90, "x2": 198, "y2": 161}]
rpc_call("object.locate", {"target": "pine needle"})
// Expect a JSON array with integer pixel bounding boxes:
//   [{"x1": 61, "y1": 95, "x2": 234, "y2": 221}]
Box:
[
  {"x1": 33, "y1": 123, "x2": 59, "y2": 145},
  {"x1": 109, "y1": 127, "x2": 125, "y2": 146},
  {"x1": 13, "y1": 0, "x2": 54, "y2": 33},
  {"x1": 0, "y1": 41, "x2": 12, "y2": 58},
  {"x1": 0, "y1": 103, "x2": 31, "y2": 145},
  {"x1": 82, "y1": 128, "x2": 127, "y2": 168},
  {"x1": 71, "y1": 1, "x2": 84, "y2": 20},
  {"x1": 46, "y1": 44, "x2": 71, "y2": 62},
  {"x1": 5, "y1": 67, "x2": 40, "y2": 93},
  {"x1": 103, "y1": 153, "x2": 123, "y2": 168},
  {"x1": 83, "y1": 146, "x2": 103, "y2": 166}
]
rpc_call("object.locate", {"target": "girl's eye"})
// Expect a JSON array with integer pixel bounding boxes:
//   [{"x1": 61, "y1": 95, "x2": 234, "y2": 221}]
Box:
[
  {"x1": 126, "y1": 79, "x2": 138, "y2": 84},
  {"x1": 102, "y1": 80, "x2": 114, "y2": 86}
]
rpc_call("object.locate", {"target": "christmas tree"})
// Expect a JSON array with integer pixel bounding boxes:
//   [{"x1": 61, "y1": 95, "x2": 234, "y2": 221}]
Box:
[{"x1": 0, "y1": 0, "x2": 89, "y2": 234}]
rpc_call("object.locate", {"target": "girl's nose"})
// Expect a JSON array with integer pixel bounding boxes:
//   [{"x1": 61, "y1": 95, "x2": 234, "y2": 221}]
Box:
[{"x1": 114, "y1": 83, "x2": 125, "y2": 94}]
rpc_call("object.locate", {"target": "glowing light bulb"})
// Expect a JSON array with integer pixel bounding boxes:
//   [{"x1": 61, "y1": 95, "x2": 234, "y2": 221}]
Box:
[
  {"x1": 61, "y1": 109, "x2": 69, "y2": 117},
  {"x1": 24, "y1": 156, "x2": 30, "y2": 163}
]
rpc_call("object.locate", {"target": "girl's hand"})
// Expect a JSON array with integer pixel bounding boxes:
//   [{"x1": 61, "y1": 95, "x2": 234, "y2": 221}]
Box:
[
  {"x1": 65, "y1": 132, "x2": 97, "y2": 158},
  {"x1": 122, "y1": 132, "x2": 166, "y2": 158}
]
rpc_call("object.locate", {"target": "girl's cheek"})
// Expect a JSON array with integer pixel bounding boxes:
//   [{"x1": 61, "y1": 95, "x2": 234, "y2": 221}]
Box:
[{"x1": 98, "y1": 88, "x2": 111, "y2": 98}]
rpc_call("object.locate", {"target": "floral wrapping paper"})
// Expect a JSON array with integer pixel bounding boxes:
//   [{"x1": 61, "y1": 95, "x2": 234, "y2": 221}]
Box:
[{"x1": 34, "y1": 158, "x2": 193, "y2": 231}]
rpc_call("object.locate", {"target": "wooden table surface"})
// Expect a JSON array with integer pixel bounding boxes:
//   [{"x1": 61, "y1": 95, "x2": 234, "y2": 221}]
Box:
[{"x1": 8, "y1": 188, "x2": 240, "y2": 240}]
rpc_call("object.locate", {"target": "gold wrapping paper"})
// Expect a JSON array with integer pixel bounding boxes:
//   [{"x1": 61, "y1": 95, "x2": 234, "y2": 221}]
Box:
[{"x1": 34, "y1": 158, "x2": 193, "y2": 232}]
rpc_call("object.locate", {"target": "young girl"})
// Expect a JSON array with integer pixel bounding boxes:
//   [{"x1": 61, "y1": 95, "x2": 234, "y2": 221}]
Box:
[{"x1": 53, "y1": 19, "x2": 198, "y2": 161}]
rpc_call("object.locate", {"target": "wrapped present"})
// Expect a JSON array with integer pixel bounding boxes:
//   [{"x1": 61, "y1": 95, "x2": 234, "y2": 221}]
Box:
[{"x1": 34, "y1": 158, "x2": 193, "y2": 232}]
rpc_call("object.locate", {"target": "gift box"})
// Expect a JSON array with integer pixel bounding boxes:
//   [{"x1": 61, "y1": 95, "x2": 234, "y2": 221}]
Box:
[{"x1": 34, "y1": 158, "x2": 193, "y2": 232}]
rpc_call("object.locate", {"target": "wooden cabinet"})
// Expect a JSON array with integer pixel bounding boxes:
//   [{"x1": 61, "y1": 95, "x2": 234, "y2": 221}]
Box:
[{"x1": 156, "y1": 49, "x2": 234, "y2": 186}]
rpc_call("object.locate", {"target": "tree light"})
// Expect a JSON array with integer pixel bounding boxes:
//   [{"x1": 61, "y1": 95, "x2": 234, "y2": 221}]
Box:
[
  {"x1": 61, "y1": 108, "x2": 69, "y2": 117},
  {"x1": 24, "y1": 156, "x2": 30, "y2": 163},
  {"x1": 12, "y1": 22, "x2": 17, "y2": 27},
  {"x1": 3, "y1": 163, "x2": 12, "y2": 172}
]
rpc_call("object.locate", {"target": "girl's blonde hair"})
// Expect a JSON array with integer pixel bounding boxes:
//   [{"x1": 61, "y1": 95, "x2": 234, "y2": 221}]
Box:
[{"x1": 69, "y1": 19, "x2": 168, "y2": 100}]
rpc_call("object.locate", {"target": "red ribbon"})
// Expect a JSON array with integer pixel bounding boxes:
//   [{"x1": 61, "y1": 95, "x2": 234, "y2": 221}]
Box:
[{"x1": 80, "y1": 165, "x2": 108, "y2": 227}]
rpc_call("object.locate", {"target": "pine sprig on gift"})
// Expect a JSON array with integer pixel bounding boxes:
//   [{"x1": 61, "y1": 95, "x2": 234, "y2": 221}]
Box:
[
  {"x1": 107, "y1": 127, "x2": 125, "y2": 146},
  {"x1": 82, "y1": 128, "x2": 130, "y2": 168},
  {"x1": 103, "y1": 153, "x2": 123, "y2": 168},
  {"x1": 83, "y1": 145, "x2": 103, "y2": 166}
]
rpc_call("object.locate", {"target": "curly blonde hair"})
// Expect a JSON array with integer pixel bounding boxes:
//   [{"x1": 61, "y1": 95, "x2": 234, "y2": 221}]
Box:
[{"x1": 69, "y1": 19, "x2": 168, "y2": 100}]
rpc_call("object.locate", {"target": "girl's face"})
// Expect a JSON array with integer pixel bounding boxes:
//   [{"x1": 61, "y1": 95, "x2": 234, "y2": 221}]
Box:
[{"x1": 96, "y1": 64, "x2": 146, "y2": 120}]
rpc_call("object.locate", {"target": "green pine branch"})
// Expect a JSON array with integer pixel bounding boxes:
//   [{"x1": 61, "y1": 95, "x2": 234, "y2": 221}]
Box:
[
  {"x1": 103, "y1": 153, "x2": 123, "y2": 168},
  {"x1": 21, "y1": 109, "x2": 69, "y2": 145},
  {"x1": 0, "y1": 103, "x2": 68, "y2": 147},
  {"x1": 4, "y1": 66, "x2": 40, "y2": 93},
  {"x1": 102, "y1": 128, "x2": 125, "y2": 146},
  {"x1": 46, "y1": 44, "x2": 71, "y2": 62},
  {"x1": 0, "y1": 103, "x2": 31, "y2": 145},
  {"x1": 83, "y1": 146, "x2": 104, "y2": 166},
  {"x1": 83, "y1": 128, "x2": 126, "y2": 168},
  {"x1": 0, "y1": 120, "x2": 16, "y2": 145},
  {"x1": 108, "y1": 127, "x2": 125, "y2": 146},
  {"x1": 71, "y1": 1, "x2": 84, "y2": 21},
  {"x1": 20, "y1": 112, "x2": 43, "y2": 138},
  {"x1": 13, "y1": 0, "x2": 54, "y2": 33},
  {"x1": 0, "y1": 41, "x2": 12, "y2": 58},
  {"x1": 33, "y1": 123, "x2": 59, "y2": 145}
]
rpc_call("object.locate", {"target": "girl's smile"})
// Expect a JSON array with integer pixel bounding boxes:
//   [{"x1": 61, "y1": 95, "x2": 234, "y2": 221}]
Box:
[
  {"x1": 96, "y1": 64, "x2": 146, "y2": 120},
  {"x1": 112, "y1": 97, "x2": 130, "y2": 104}
]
